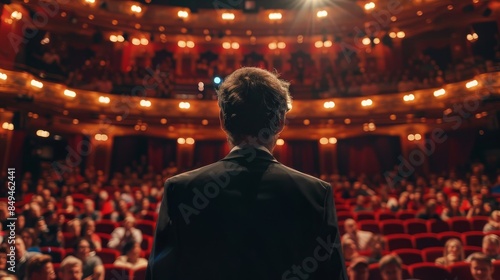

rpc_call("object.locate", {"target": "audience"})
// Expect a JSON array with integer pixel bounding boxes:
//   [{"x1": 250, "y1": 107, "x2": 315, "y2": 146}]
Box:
[
  {"x1": 467, "y1": 234, "x2": 500, "y2": 261},
  {"x1": 81, "y1": 218, "x2": 102, "y2": 251},
  {"x1": 483, "y1": 210, "x2": 500, "y2": 233},
  {"x1": 347, "y1": 256, "x2": 369, "y2": 280},
  {"x1": 342, "y1": 219, "x2": 373, "y2": 250},
  {"x1": 435, "y1": 238, "x2": 465, "y2": 266},
  {"x1": 73, "y1": 238, "x2": 104, "y2": 280},
  {"x1": 11, "y1": 237, "x2": 40, "y2": 280}
]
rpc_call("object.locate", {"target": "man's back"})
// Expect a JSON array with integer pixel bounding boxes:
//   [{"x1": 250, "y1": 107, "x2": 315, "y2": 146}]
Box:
[{"x1": 148, "y1": 147, "x2": 346, "y2": 280}]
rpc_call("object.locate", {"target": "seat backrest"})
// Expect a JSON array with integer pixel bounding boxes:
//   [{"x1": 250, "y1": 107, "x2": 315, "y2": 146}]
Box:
[
  {"x1": 413, "y1": 233, "x2": 441, "y2": 250},
  {"x1": 462, "y1": 231, "x2": 485, "y2": 247},
  {"x1": 437, "y1": 231, "x2": 462, "y2": 246},
  {"x1": 396, "y1": 210, "x2": 416, "y2": 220},
  {"x1": 356, "y1": 211, "x2": 376, "y2": 221},
  {"x1": 410, "y1": 263, "x2": 451, "y2": 280},
  {"x1": 404, "y1": 219, "x2": 427, "y2": 234},
  {"x1": 380, "y1": 220, "x2": 405, "y2": 235},
  {"x1": 450, "y1": 262, "x2": 475, "y2": 280},
  {"x1": 428, "y1": 220, "x2": 450, "y2": 233},
  {"x1": 449, "y1": 217, "x2": 472, "y2": 233},
  {"x1": 422, "y1": 247, "x2": 444, "y2": 262},
  {"x1": 393, "y1": 249, "x2": 424, "y2": 265},
  {"x1": 471, "y1": 216, "x2": 489, "y2": 231},
  {"x1": 386, "y1": 234, "x2": 413, "y2": 251},
  {"x1": 376, "y1": 211, "x2": 396, "y2": 221},
  {"x1": 103, "y1": 265, "x2": 133, "y2": 280},
  {"x1": 359, "y1": 220, "x2": 381, "y2": 234}
]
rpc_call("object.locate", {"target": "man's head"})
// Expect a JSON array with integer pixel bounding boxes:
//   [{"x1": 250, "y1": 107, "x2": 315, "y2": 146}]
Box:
[
  {"x1": 348, "y1": 256, "x2": 369, "y2": 280},
  {"x1": 344, "y1": 219, "x2": 358, "y2": 234},
  {"x1": 124, "y1": 215, "x2": 136, "y2": 230},
  {"x1": 217, "y1": 67, "x2": 292, "y2": 150},
  {"x1": 26, "y1": 254, "x2": 56, "y2": 280},
  {"x1": 59, "y1": 256, "x2": 83, "y2": 280},
  {"x1": 482, "y1": 234, "x2": 500, "y2": 258},
  {"x1": 469, "y1": 253, "x2": 494, "y2": 280},
  {"x1": 379, "y1": 254, "x2": 403, "y2": 280}
]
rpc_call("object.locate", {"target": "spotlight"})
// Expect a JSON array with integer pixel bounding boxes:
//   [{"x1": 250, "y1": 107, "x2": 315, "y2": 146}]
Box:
[{"x1": 213, "y1": 77, "x2": 222, "y2": 84}]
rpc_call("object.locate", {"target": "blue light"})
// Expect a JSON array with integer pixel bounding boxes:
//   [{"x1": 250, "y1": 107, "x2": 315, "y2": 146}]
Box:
[{"x1": 213, "y1": 77, "x2": 221, "y2": 84}]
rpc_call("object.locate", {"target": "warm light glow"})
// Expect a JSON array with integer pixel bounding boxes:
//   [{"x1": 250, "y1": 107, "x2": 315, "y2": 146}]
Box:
[
  {"x1": 389, "y1": 32, "x2": 397, "y2": 39},
  {"x1": 112, "y1": 20, "x2": 118, "y2": 25},
  {"x1": 98, "y1": 96, "x2": 110, "y2": 104},
  {"x1": 109, "y1": 35, "x2": 117, "y2": 42},
  {"x1": 141, "y1": 38, "x2": 149, "y2": 45},
  {"x1": 179, "y1": 102, "x2": 190, "y2": 109},
  {"x1": 186, "y1": 137, "x2": 195, "y2": 145},
  {"x1": 317, "y1": 10, "x2": 328, "y2": 18},
  {"x1": 433, "y1": 88, "x2": 446, "y2": 97},
  {"x1": 391, "y1": 16, "x2": 397, "y2": 22},
  {"x1": 222, "y1": 13, "x2": 235, "y2": 20},
  {"x1": 344, "y1": 118, "x2": 351, "y2": 124},
  {"x1": 466, "y1": 80, "x2": 478, "y2": 88},
  {"x1": 364, "y1": 2, "x2": 375, "y2": 10},
  {"x1": 467, "y1": 33, "x2": 479, "y2": 42},
  {"x1": 117, "y1": 35, "x2": 124, "y2": 42},
  {"x1": 328, "y1": 137, "x2": 337, "y2": 144},
  {"x1": 323, "y1": 40, "x2": 333, "y2": 47},
  {"x1": 131, "y1": 5, "x2": 142, "y2": 13},
  {"x1": 36, "y1": 130, "x2": 50, "y2": 138},
  {"x1": 390, "y1": 114, "x2": 397, "y2": 120},
  {"x1": 416, "y1": 10, "x2": 423, "y2": 16},
  {"x1": 2, "y1": 122, "x2": 13, "y2": 130},
  {"x1": 407, "y1": 134, "x2": 415, "y2": 141},
  {"x1": 201, "y1": 119, "x2": 208, "y2": 125},
  {"x1": 403, "y1": 94, "x2": 415, "y2": 102},
  {"x1": 397, "y1": 31, "x2": 405, "y2": 38},
  {"x1": 177, "y1": 138, "x2": 186, "y2": 144},
  {"x1": 85, "y1": 0, "x2": 95, "y2": 4},
  {"x1": 64, "y1": 89, "x2": 76, "y2": 98},
  {"x1": 187, "y1": 41, "x2": 195, "y2": 48},
  {"x1": 373, "y1": 38, "x2": 380, "y2": 44},
  {"x1": 31, "y1": 79, "x2": 43, "y2": 89},
  {"x1": 231, "y1": 42, "x2": 240, "y2": 49},
  {"x1": 361, "y1": 99, "x2": 373, "y2": 107},
  {"x1": 315, "y1": 41, "x2": 323, "y2": 48},
  {"x1": 414, "y1": 134, "x2": 422, "y2": 141},
  {"x1": 324, "y1": 101, "x2": 335, "y2": 109},
  {"x1": 95, "y1": 134, "x2": 109, "y2": 141},
  {"x1": 178, "y1": 40, "x2": 186, "y2": 48},
  {"x1": 319, "y1": 138, "x2": 328, "y2": 145},
  {"x1": 362, "y1": 37, "x2": 371, "y2": 46},
  {"x1": 11, "y1": 11, "x2": 22, "y2": 20},
  {"x1": 269, "y1": 12, "x2": 282, "y2": 20},
  {"x1": 277, "y1": 42, "x2": 286, "y2": 49},
  {"x1": 132, "y1": 38, "x2": 141, "y2": 46},
  {"x1": 222, "y1": 42, "x2": 231, "y2": 49},
  {"x1": 0, "y1": 72, "x2": 7, "y2": 81},
  {"x1": 268, "y1": 42, "x2": 277, "y2": 50},
  {"x1": 178, "y1": 10, "x2": 189, "y2": 18},
  {"x1": 276, "y1": 139, "x2": 285, "y2": 146},
  {"x1": 140, "y1": 100, "x2": 151, "y2": 107}
]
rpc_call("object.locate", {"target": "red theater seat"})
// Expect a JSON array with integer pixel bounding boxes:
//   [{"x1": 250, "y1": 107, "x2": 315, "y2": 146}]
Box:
[
  {"x1": 336, "y1": 211, "x2": 353, "y2": 222},
  {"x1": 96, "y1": 248, "x2": 120, "y2": 264},
  {"x1": 437, "y1": 231, "x2": 462, "y2": 245},
  {"x1": 141, "y1": 235, "x2": 153, "y2": 252},
  {"x1": 376, "y1": 211, "x2": 396, "y2": 221},
  {"x1": 358, "y1": 220, "x2": 381, "y2": 234},
  {"x1": 471, "y1": 216, "x2": 489, "y2": 231},
  {"x1": 134, "y1": 267, "x2": 147, "y2": 280},
  {"x1": 41, "y1": 247, "x2": 65, "y2": 263},
  {"x1": 136, "y1": 220, "x2": 156, "y2": 236},
  {"x1": 392, "y1": 249, "x2": 424, "y2": 265},
  {"x1": 380, "y1": 220, "x2": 405, "y2": 235},
  {"x1": 96, "y1": 220, "x2": 118, "y2": 234},
  {"x1": 413, "y1": 233, "x2": 441, "y2": 250},
  {"x1": 96, "y1": 233, "x2": 111, "y2": 247},
  {"x1": 493, "y1": 261, "x2": 500, "y2": 280},
  {"x1": 428, "y1": 219, "x2": 450, "y2": 233},
  {"x1": 103, "y1": 265, "x2": 133, "y2": 280},
  {"x1": 464, "y1": 246, "x2": 482, "y2": 257},
  {"x1": 355, "y1": 211, "x2": 375, "y2": 221},
  {"x1": 404, "y1": 219, "x2": 428, "y2": 234},
  {"x1": 368, "y1": 263, "x2": 411, "y2": 280},
  {"x1": 410, "y1": 263, "x2": 451, "y2": 280},
  {"x1": 422, "y1": 247, "x2": 444, "y2": 262},
  {"x1": 62, "y1": 233, "x2": 78, "y2": 249},
  {"x1": 463, "y1": 231, "x2": 485, "y2": 247},
  {"x1": 449, "y1": 217, "x2": 472, "y2": 233},
  {"x1": 396, "y1": 210, "x2": 416, "y2": 221},
  {"x1": 450, "y1": 262, "x2": 475, "y2": 280},
  {"x1": 386, "y1": 234, "x2": 413, "y2": 251}
]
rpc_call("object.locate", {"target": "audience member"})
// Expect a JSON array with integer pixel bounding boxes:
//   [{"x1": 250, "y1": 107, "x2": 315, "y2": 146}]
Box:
[
  {"x1": 21, "y1": 228, "x2": 41, "y2": 253},
  {"x1": 58, "y1": 256, "x2": 83, "y2": 280},
  {"x1": 81, "y1": 218, "x2": 102, "y2": 251},
  {"x1": 11, "y1": 236, "x2": 40, "y2": 280},
  {"x1": 435, "y1": 238, "x2": 464, "y2": 266},
  {"x1": 73, "y1": 238, "x2": 104, "y2": 280},
  {"x1": 107, "y1": 216, "x2": 142, "y2": 251},
  {"x1": 467, "y1": 234, "x2": 500, "y2": 261},
  {"x1": 25, "y1": 254, "x2": 56, "y2": 280},
  {"x1": 469, "y1": 253, "x2": 494, "y2": 280},
  {"x1": 342, "y1": 238, "x2": 360, "y2": 262},
  {"x1": 342, "y1": 219, "x2": 373, "y2": 250},
  {"x1": 379, "y1": 254, "x2": 403, "y2": 280},
  {"x1": 347, "y1": 256, "x2": 369, "y2": 280},
  {"x1": 78, "y1": 200, "x2": 101, "y2": 221},
  {"x1": 483, "y1": 210, "x2": 500, "y2": 233},
  {"x1": 113, "y1": 241, "x2": 148, "y2": 270}
]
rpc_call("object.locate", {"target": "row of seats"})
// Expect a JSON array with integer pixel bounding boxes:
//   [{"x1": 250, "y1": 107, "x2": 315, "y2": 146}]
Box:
[
  {"x1": 60, "y1": 233, "x2": 153, "y2": 253},
  {"x1": 338, "y1": 216, "x2": 489, "y2": 235},
  {"x1": 51, "y1": 263, "x2": 146, "y2": 280},
  {"x1": 362, "y1": 261, "x2": 500, "y2": 280}
]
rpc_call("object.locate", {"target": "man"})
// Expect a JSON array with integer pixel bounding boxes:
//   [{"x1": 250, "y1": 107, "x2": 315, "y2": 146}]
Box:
[
  {"x1": 348, "y1": 257, "x2": 369, "y2": 280},
  {"x1": 379, "y1": 255, "x2": 403, "y2": 280},
  {"x1": 469, "y1": 253, "x2": 494, "y2": 280},
  {"x1": 58, "y1": 256, "x2": 83, "y2": 280},
  {"x1": 25, "y1": 255, "x2": 56, "y2": 280},
  {"x1": 466, "y1": 234, "x2": 500, "y2": 261},
  {"x1": 147, "y1": 67, "x2": 346, "y2": 280},
  {"x1": 108, "y1": 216, "x2": 143, "y2": 251},
  {"x1": 342, "y1": 219, "x2": 373, "y2": 250},
  {"x1": 11, "y1": 237, "x2": 40, "y2": 280}
]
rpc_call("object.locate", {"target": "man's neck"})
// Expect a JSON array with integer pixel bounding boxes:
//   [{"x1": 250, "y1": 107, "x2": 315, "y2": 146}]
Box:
[{"x1": 230, "y1": 137, "x2": 276, "y2": 154}]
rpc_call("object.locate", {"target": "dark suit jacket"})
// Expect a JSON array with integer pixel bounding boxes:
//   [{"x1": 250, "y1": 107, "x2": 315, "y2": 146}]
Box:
[{"x1": 147, "y1": 146, "x2": 346, "y2": 280}]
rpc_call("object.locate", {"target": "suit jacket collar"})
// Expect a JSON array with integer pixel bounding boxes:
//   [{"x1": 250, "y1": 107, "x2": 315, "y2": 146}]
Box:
[{"x1": 221, "y1": 145, "x2": 279, "y2": 164}]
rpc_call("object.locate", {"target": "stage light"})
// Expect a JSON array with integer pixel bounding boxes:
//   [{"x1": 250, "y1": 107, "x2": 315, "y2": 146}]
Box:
[
  {"x1": 160, "y1": 118, "x2": 167, "y2": 124},
  {"x1": 178, "y1": 10, "x2": 189, "y2": 18},
  {"x1": 407, "y1": 134, "x2": 415, "y2": 141},
  {"x1": 186, "y1": 138, "x2": 195, "y2": 145},
  {"x1": 98, "y1": 96, "x2": 110, "y2": 104},
  {"x1": 361, "y1": 99, "x2": 373, "y2": 107},
  {"x1": 85, "y1": 0, "x2": 95, "y2": 4},
  {"x1": 303, "y1": 119, "x2": 310, "y2": 125},
  {"x1": 140, "y1": 100, "x2": 151, "y2": 107},
  {"x1": 397, "y1": 31, "x2": 405, "y2": 38},
  {"x1": 141, "y1": 38, "x2": 149, "y2": 45},
  {"x1": 276, "y1": 139, "x2": 285, "y2": 146},
  {"x1": 222, "y1": 13, "x2": 235, "y2": 20},
  {"x1": 328, "y1": 137, "x2": 337, "y2": 144},
  {"x1": 433, "y1": 88, "x2": 446, "y2": 97},
  {"x1": 416, "y1": 10, "x2": 423, "y2": 16},
  {"x1": 36, "y1": 130, "x2": 50, "y2": 138},
  {"x1": 319, "y1": 138, "x2": 328, "y2": 145},
  {"x1": 389, "y1": 32, "x2": 397, "y2": 38},
  {"x1": 362, "y1": 37, "x2": 371, "y2": 45},
  {"x1": 323, "y1": 101, "x2": 335, "y2": 109},
  {"x1": 132, "y1": 38, "x2": 141, "y2": 45},
  {"x1": 373, "y1": 38, "x2": 380, "y2": 44},
  {"x1": 323, "y1": 40, "x2": 333, "y2": 47},
  {"x1": 364, "y1": 2, "x2": 375, "y2": 10},
  {"x1": 391, "y1": 16, "x2": 397, "y2": 22},
  {"x1": 222, "y1": 42, "x2": 230, "y2": 49},
  {"x1": 112, "y1": 20, "x2": 118, "y2": 25},
  {"x1": 131, "y1": 5, "x2": 142, "y2": 13},
  {"x1": 202, "y1": 119, "x2": 208, "y2": 125},
  {"x1": 268, "y1": 42, "x2": 277, "y2": 50},
  {"x1": 344, "y1": 118, "x2": 351, "y2": 124},
  {"x1": 466, "y1": 80, "x2": 478, "y2": 88},
  {"x1": 72, "y1": 119, "x2": 79, "y2": 124},
  {"x1": 0, "y1": 72, "x2": 7, "y2": 80},
  {"x1": 186, "y1": 41, "x2": 195, "y2": 48},
  {"x1": 315, "y1": 41, "x2": 323, "y2": 48},
  {"x1": 179, "y1": 102, "x2": 191, "y2": 109},
  {"x1": 317, "y1": 10, "x2": 327, "y2": 18},
  {"x1": 64, "y1": 89, "x2": 76, "y2": 98},
  {"x1": 178, "y1": 40, "x2": 186, "y2": 48},
  {"x1": 269, "y1": 13, "x2": 282, "y2": 20},
  {"x1": 213, "y1": 77, "x2": 222, "y2": 84},
  {"x1": 177, "y1": 138, "x2": 186, "y2": 144},
  {"x1": 414, "y1": 134, "x2": 421, "y2": 141},
  {"x1": 231, "y1": 42, "x2": 240, "y2": 49},
  {"x1": 116, "y1": 35, "x2": 124, "y2": 42},
  {"x1": 10, "y1": 11, "x2": 22, "y2": 20},
  {"x1": 403, "y1": 94, "x2": 415, "y2": 102},
  {"x1": 31, "y1": 79, "x2": 43, "y2": 89},
  {"x1": 277, "y1": 42, "x2": 286, "y2": 49},
  {"x1": 109, "y1": 35, "x2": 117, "y2": 42}
]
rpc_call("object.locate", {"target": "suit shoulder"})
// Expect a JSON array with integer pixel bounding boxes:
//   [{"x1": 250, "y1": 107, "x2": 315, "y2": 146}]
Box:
[{"x1": 163, "y1": 161, "x2": 226, "y2": 187}]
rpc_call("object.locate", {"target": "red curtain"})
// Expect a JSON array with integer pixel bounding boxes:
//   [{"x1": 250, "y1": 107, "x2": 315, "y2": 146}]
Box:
[
  {"x1": 429, "y1": 130, "x2": 476, "y2": 173},
  {"x1": 7, "y1": 131, "x2": 26, "y2": 172},
  {"x1": 285, "y1": 140, "x2": 320, "y2": 176},
  {"x1": 193, "y1": 140, "x2": 227, "y2": 167},
  {"x1": 147, "y1": 138, "x2": 177, "y2": 173}
]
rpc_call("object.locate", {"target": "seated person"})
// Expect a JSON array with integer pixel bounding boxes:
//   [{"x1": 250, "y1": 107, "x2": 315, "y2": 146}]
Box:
[
  {"x1": 469, "y1": 253, "x2": 494, "y2": 280},
  {"x1": 113, "y1": 241, "x2": 148, "y2": 270},
  {"x1": 379, "y1": 254, "x2": 403, "y2": 280},
  {"x1": 73, "y1": 238, "x2": 104, "y2": 280},
  {"x1": 342, "y1": 219, "x2": 373, "y2": 250},
  {"x1": 25, "y1": 254, "x2": 56, "y2": 280},
  {"x1": 58, "y1": 256, "x2": 83, "y2": 280},
  {"x1": 466, "y1": 234, "x2": 500, "y2": 261},
  {"x1": 107, "y1": 216, "x2": 143, "y2": 251},
  {"x1": 483, "y1": 210, "x2": 500, "y2": 233},
  {"x1": 342, "y1": 238, "x2": 360, "y2": 262},
  {"x1": 348, "y1": 256, "x2": 369, "y2": 280},
  {"x1": 435, "y1": 238, "x2": 464, "y2": 266}
]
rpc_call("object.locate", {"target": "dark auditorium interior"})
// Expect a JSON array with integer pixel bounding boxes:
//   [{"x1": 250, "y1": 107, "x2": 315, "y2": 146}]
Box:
[{"x1": 1, "y1": 0, "x2": 500, "y2": 279}]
